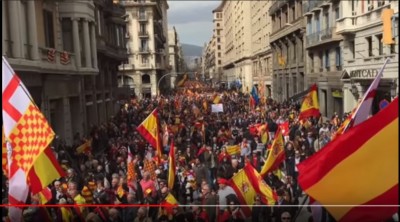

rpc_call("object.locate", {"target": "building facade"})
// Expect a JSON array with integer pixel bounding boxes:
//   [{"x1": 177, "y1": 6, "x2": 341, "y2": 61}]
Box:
[
  {"x1": 168, "y1": 26, "x2": 184, "y2": 88},
  {"x1": 2, "y1": 0, "x2": 127, "y2": 145},
  {"x1": 303, "y1": 0, "x2": 344, "y2": 118},
  {"x1": 270, "y1": 0, "x2": 306, "y2": 102},
  {"x1": 118, "y1": 0, "x2": 169, "y2": 98},
  {"x1": 251, "y1": 1, "x2": 273, "y2": 98},
  {"x1": 337, "y1": 0, "x2": 398, "y2": 114},
  {"x1": 218, "y1": 1, "x2": 253, "y2": 92}
]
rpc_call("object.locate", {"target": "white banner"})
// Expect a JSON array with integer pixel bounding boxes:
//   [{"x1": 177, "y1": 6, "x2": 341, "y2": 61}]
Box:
[{"x1": 211, "y1": 104, "x2": 224, "y2": 113}]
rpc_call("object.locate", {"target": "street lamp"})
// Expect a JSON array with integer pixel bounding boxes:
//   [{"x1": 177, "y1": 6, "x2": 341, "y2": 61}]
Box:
[{"x1": 157, "y1": 72, "x2": 191, "y2": 95}]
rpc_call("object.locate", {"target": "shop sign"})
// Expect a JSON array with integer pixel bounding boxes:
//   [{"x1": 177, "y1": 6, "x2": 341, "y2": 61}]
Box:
[{"x1": 350, "y1": 69, "x2": 378, "y2": 79}]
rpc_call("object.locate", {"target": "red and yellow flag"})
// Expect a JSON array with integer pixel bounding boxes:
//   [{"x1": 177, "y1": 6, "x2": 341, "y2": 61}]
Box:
[
  {"x1": 76, "y1": 139, "x2": 92, "y2": 154},
  {"x1": 298, "y1": 98, "x2": 398, "y2": 222},
  {"x1": 160, "y1": 193, "x2": 179, "y2": 216},
  {"x1": 226, "y1": 145, "x2": 240, "y2": 155},
  {"x1": 298, "y1": 84, "x2": 320, "y2": 121},
  {"x1": 213, "y1": 95, "x2": 221, "y2": 104},
  {"x1": 230, "y1": 163, "x2": 277, "y2": 216},
  {"x1": 168, "y1": 139, "x2": 175, "y2": 190},
  {"x1": 38, "y1": 187, "x2": 52, "y2": 204},
  {"x1": 137, "y1": 108, "x2": 162, "y2": 160},
  {"x1": 28, "y1": 147, "x2": 66, "y2": 194},
  {"x1": 176, "y1": 73, "x2": 188, "y2": 87},
  {"x1": 127, "y1": 147, "x2": 135, "y2": 181},
  {"x1": 2, "y1": 127, "x2": 7, "y2": 177},
  {"x1": 260, "y1": 128, "x2": 285, "y2": 176}
]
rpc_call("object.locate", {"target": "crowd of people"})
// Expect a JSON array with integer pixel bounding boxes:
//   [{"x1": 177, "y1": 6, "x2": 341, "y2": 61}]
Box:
[{"x1": 2, "y1": 87, "x2": 350, "y2": 222}]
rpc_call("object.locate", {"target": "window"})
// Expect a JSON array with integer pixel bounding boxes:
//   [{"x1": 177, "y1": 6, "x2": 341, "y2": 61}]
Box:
[
  {"x1": 140, "y1": 39, "x2": 148, "y2": 50},
  {"x1": 307, "y1": 17, "x2": 312, "y2": 34},
  {"x1": 218, "y1": 52, "x2": 221, "y2": 57},
  {"x1": 218, "y1": 60, "x2": 221, "y2": 65},
  {"x1": 217, "y1": 45, "x2": 221, "y2": 50},
  {"x1": 390, "y1": 41, "x2": 396, "y2": 54},
  {"x1": 142, "y1": 74, "x2": 150, "y2": 84},
  {"x1": 116, "y1": 26, "x2": 120, "y2": 46},
  {"x1": 315, "y1": 13, "x2": 321, "y2": 32},
  {"x1": 141, "y1": 55, "x2": 148, "y2": 64},
  {"x1": 217, "y1": 23, "x2": 220, "y2": 27},
  {"x1": 140, "y1": 24, "x2": 146, "y2": 34},
  {"x1": 349, "y1": 40, "x2": 355, "y2": 59},
  {"x1": 217, "y1": 38, "x2": 220, "y2": 43},
  {"x1": 325, "y1": 50, "x2": 330, "y2": 70},
  {"x1": 61, "y1": 18, "x2": 73, "y2": 52},
  {"x1": 309, "y1": 53, "x2": 314, "y2": 72},
  {"x1": 335, "y1": 7, "x2": 340, "y2": 20},
  {"x1": 335, "y1": 47, "x2": 342, "y2": 70},
  {"x1": 319, "y1": 51, "x2": 323, "y2": 71},
  {"x1": 366, "y1": 36, "x2": 373, "y2": 56},
  {"x1": 43, "y1": 10, "x2": 55, "y2": 48},
  {"x1": 376, "y1": 34, "x2": 383, "y2": 55},
  {"x1": 139, "y1": 7, "x2": 145, "y2": 18}
]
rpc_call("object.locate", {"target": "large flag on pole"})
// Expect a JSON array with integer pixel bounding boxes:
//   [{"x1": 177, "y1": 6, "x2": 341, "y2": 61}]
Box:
[
  {"x1": 2, "y1": 57, "x2": 55, "y2": 221},
  {"x1": 298, "y1": 97, "x2": 398, "y2": 222},
  {"x1": 343, "y1": 59, "x2": 389, "y2": 132},
  {"x1": 298, "y1": 84, "x2": 320, "y2": 121},
  {"x1": 260, "y1": 128, "x2": 285, "y2": 176},
  {"x1": 229, "y1": 163, "x2": 277, "y2": 216},
  {"x1": 168, "y1": 139, "x2": 175, "y2": 190},
  {"x1": 137, "y1": 108, "x2": 162, "y2": 161}
]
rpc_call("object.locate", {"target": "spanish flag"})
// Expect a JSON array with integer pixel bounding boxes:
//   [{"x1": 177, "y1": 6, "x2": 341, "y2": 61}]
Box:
[
  {"x1": 168, "y1": 139, "x2": 175, "y2": 190},
  {"x1": 260, "y1": 128, "x2": 285, "y2": 176},
  {"x1": 298, "y1": 98, "x2": 398, "y2": 222},
  {"x1": 298, "y1": 84, "x2": 321, "y2": 121},
  {"x1": 137, "y1": 108, "x2": 162, "y2": 159},
  {"x1": 160, "y1": 193, "x2": 179, "y2": 215},
  {"x1": 213, "y1": 95, "x2": 221, "y2": 104},
  {"x1": 28, "y1": 147, "x2": 66, "y2": 194},
  {"x1": 176, "y1": 73, "x2": 188, "y2": 87},
  {"x1": 226, "y1": 145, "x2": 240, "y2": 155},
  {"x1": 38, "y1": 187, "x2": 52, "y2": 204},
  {"x1": 76, "y1": 139, "x2": 92, "y2": 154},
  {"x1": 230, "y1": 163, "x2": 277, "y2": 216}
]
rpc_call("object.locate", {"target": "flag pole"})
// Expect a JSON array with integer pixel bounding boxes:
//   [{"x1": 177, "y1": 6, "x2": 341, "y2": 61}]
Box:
[{"x1": 343, "y1": 58, "x2": 390, "y2": 132}]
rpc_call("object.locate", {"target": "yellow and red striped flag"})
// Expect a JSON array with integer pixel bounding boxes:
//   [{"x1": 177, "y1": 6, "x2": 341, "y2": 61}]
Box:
[
  {"x1": 28, "y1": 147, "x2": 65, "y2": 194},
  {"x1": 160, "y1": 193, "x2": 179, "y2": 216},
  {"x1": 38, "y1": 187, "x2": 52, "y2": 204},
  {"x1": 168, "y1": 139, "x2": 175, "y2": 190},
  {"x1": 230, "y1": 163, "x2": 277, "y2": 216},
  {"x1": 213, "y1": 94, "x2": 221, "y2": 104},
  {"x1": 127, "y1": 147, "x2": 135, "y2": 182},
  {"x1": 2, "y1": 57, "x2": 55, "y2": 221},
  {"x1": 176, "y1": 73, "x2": 188, "y2": 87},
  {"x1": 76, "y1": 139, "x2": 92, "y2": 154},
  {"x1": 137, "y1": 108, "x2": 162, "y2": 161},
  {"x1": 260, "y1": 128, "x2": 285, "y2": 176},
  {"x1": 298, "y1": 97, "x2": 398, "y2": 222},
  {"x1": 298, "y1": 84, "x2": 321, "y2": 121},
  {"x1": 226, "y1": 145, "x2": 240, "y2": 155}
]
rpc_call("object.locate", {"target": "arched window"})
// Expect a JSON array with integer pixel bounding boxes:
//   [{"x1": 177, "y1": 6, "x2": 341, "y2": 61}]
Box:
[{"x1": 142, "y1": 74, "x2": 150, "y2": 84}]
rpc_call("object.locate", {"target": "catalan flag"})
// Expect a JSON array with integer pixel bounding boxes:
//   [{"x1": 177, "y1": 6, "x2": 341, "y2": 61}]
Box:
[
  {"x1": 298, "y1": 97, "x2": 398, "y2": 222},
  {"x1": 260, "y1": 128, "x2": 285, "y2": 176},
  {"x1": 137, "y1": 108, "x2": 162, "y2": 160},
  {"x1": 226, "y1": 145, "x2": 240, "y2": 155},
  {"x1": 168, "y1": 139, "x2": 175, "y2": 190},
  {"x1": 3, "y1": 57, "x2": 55, "y2": 221},
  {"x1": 298, "y1": 84, "x2": 321, "y2": 121},
  {"x1": 127, "y1": 147, "x2": 135, "y2": 181},
  {"x1": 2, "y1": 127, "x2": 7, "y2": 177},
  {"x1": 230, "y1": 163, "x2": 277, "y2": 216}
]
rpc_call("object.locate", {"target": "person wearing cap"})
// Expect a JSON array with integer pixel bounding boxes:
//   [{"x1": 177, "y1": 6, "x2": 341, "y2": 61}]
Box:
[{"x1": 216, "y1": 178, "x2": 236, "y2": 212}]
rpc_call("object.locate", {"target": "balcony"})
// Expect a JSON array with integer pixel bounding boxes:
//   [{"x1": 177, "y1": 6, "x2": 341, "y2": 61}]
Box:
[
  {"x1": 118, "y1": 63, "x2": 135, "y2": 71},
  {"x1": 306, "y1": 27, "x2": 342, "y2": 48},
  {"x1": 336, "y1": 2, "x2": 391, "y2": 34},
  {"x1": 139, "y1": 47, "x2": 150, "y2": 53},
  {"x1": 303, "y1": 0, "x2": 330, "y2": 14},
  {"x1": 269, "y1": 0, "x2": 288, "y2": 15},
  {"x1": 138, "y1": 31, "x2": 149, "y2": 37}
]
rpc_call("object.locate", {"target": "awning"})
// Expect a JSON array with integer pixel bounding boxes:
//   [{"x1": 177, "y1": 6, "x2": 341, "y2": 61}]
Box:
[{"x1": 289, "y1": 88, "x2": 310, "y2": 101}]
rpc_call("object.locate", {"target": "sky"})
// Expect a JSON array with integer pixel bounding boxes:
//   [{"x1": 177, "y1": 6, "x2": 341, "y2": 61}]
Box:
[{"x1": 167, "y1": 1, "x2": 221, "y2": 47}]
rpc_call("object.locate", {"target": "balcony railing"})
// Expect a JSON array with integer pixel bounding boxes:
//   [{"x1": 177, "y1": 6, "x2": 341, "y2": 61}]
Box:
[
  {"x1": 138, "y1": 31, "x2": 149, "y2": 37},
  {"x1": 306, "y1": 27, "x2": 338, "y2": 47},
  {"x1": 139, "y1": 47, "x2": 150, "y2": 53}
]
